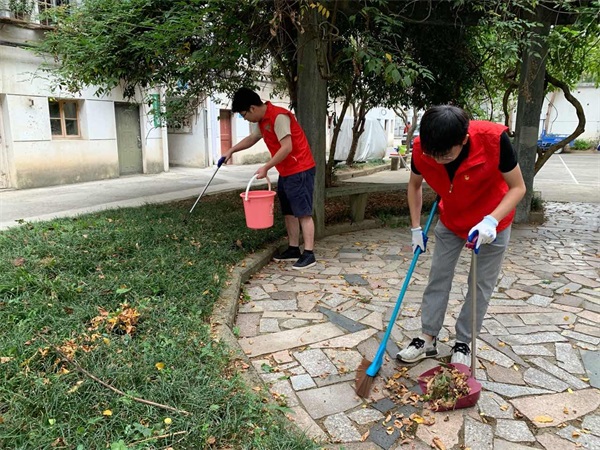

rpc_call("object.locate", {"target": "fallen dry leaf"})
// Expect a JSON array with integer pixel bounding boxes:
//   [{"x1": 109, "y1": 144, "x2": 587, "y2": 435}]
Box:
[
  {"x1": 432, "y1": 436, "x2": 446, "y2": 450},
  {"x1": 360, "y1": 430, "x2": 369, "y2": 442},
  {"x1": 534, "y1": 415, "x2": 554, "y2": 423},
  {"x1": 66, "y1": 380, "x2": 83, "y2": 395},
  {"x1": 410, "y1": 413, "x2": 425, "y2": 424},
  {"x1": 12, "y1": 257, "x2": 25, "y2": 267}
]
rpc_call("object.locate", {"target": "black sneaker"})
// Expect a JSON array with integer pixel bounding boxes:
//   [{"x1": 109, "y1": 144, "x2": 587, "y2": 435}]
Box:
[
  {"x1": 292, "y1": 252, "x2": 316, "y2": 270},
  {"x1": 273, "y1": 247, "x2": 301, "y2": 262},
  {"x1": 450, "y1": 342, "x2": 471, "y2": 366}
]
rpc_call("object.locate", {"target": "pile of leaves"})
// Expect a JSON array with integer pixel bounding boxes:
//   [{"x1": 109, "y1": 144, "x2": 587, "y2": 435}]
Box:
[{"x1": 421, "y1": 364, "x2": 471, "y2": 411}]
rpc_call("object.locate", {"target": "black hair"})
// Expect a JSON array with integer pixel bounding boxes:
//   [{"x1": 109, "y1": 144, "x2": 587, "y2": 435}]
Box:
[
  {"x1": 419, "y1": 105, "x2": 469, "y2": 156},
  {"x1": 231, "y1": 88, "x2": 263, "y2": 113}
]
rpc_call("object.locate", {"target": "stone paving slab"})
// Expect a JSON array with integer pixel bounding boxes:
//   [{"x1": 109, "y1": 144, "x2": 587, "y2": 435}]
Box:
[{"x1": 235, "y1": 202, "x2": 600, "y2": 449}]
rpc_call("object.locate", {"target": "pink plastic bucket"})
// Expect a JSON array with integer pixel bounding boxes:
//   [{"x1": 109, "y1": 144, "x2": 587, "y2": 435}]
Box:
[{"x1": 240, "y1": 175, "x2": 276, "y2": 229}]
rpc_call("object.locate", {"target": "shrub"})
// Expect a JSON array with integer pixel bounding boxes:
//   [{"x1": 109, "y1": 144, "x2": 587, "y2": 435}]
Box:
[{"x1": 572, "y1": 139, "x2": 595, "y2": 150}]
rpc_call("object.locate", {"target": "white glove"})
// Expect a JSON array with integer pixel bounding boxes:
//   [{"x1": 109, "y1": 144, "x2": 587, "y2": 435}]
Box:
[
  {"x1": 411, "y1": 226, "x2": 426, "y2": 253},
  {"x1": 468, "y1": 215, "x2": 498, "y2": 249}
]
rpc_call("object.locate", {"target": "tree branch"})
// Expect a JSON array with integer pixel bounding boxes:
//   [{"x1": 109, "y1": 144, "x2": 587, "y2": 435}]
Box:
[
  {"x1": 534, "y1": 72, "x2": 586, "y2": 174},
  {"x1": 48, "y1": 341, "x2": 191, "y2": 416}
]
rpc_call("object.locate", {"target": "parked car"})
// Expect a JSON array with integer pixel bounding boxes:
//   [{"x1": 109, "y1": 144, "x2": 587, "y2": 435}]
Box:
[{"x1": 537, "y1": 130, "x2": 575, "y2": 154}]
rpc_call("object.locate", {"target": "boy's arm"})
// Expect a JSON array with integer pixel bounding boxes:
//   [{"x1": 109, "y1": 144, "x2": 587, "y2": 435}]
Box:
[
  {"x1": 488, "y1": 164, "x2": 526, "y2": 222},
  {"x1": 407, "y1": 171, "x2": 424, "y2": 228},
  {"x1": 255, "y1": 136, "x2": 292, "y2": 179}
]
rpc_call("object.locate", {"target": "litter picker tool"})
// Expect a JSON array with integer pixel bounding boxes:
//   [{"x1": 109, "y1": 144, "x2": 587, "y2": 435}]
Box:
[
  {"x1": 416, "y1": 231, "x2": 482, "y2": 411},
  {"x1": 355, "y1": 199, "x2": 439, "y2": 398},
  {"x1": 188, "y1": 156, "x2": 227, "y2": 216}
]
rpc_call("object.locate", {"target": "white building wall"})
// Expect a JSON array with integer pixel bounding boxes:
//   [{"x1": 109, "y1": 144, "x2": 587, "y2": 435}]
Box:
[
  {"x1": 0, "y1": 23, "x2": 167, "y2": 189},
  {"x1": 168, "y1": 105, "x2": 209, "y2": 167},
  {"x1": 540, "y1": 84, "x2": 600, "y2": 141},
  {"x1": 366, "y1": 107, "x2": 396, "y2": 147}
]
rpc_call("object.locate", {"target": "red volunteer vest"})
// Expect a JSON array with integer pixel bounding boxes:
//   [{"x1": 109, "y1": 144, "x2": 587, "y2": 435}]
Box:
[
  {"x1": 412, "y1": 121, "x2": 514, "y2": 238},
  {"x1": 259, "y1": 102, "x2": 315, "y2": 177}
]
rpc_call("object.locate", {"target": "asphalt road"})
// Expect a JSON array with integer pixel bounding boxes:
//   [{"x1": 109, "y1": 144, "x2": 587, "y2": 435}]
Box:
[{"x1": 534, "y1": 152, "x2": 600, "y2": 203}]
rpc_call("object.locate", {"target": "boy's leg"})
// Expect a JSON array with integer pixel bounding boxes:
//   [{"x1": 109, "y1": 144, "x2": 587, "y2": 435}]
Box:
[
  {"x1": 284, "y1": 168, "x2": 315, "y2": 246},
  {"x1": 284, "y1": 215, "x2": 300, "y2": 247},
  {"x1": 298, "y1": 216, "x2": 314, "y2": 251},
  {"x1": 420, "y1": 220, "x2": 465, "y2": 338},
  {"x1": 455, "y1": 226, "x2": 511, "y2": 343},
  {"x1": 397, "y1": 221, "x2": 464, "y2": 363},
  {"x1": 287, "y1": 168, "x2": 316, "y2": 269},
  {"x1": 273, "y1": 177, "x2": 301, "y2": 261}
]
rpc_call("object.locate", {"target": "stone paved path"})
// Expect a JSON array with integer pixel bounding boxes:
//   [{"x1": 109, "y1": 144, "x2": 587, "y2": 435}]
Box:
[{"x1": 235, "y1": 202, "x2": 600, "y2": 450}]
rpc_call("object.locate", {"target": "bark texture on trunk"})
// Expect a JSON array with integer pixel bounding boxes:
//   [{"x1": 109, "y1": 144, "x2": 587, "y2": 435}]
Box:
[
  {"x1": 513, "y1": 8, "x2": 550, "y2": 224},
  {"x1": 297, "y1": 10, "x2": 327, "y2": 238}
]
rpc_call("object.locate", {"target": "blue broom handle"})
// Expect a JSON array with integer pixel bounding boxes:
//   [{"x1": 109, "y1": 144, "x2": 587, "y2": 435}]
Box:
[{"x1": 366, "y1": 200, "x2": 438, "y2": 375}]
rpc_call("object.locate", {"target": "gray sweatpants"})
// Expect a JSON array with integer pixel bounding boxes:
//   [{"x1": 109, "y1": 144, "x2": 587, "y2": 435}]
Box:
[{"x1": 421, "y1": 220, "x2": 511, "y2": 343}]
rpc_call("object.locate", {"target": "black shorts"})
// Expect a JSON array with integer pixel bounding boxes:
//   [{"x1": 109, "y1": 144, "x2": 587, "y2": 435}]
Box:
[{"x1": 277, "y1": 167, "x2": 315, "y2": 217}]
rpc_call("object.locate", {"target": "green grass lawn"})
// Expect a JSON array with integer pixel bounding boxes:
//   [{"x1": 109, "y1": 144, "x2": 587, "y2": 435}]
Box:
[{"x1": 0, "y1": 191, "x2": 321, "y2": 449}]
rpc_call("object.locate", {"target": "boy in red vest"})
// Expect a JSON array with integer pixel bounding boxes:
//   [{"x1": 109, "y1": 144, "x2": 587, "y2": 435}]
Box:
[
  {"x1": 224, "y1": 88, "x2": 317, "y2": 270},
  {"x1": 397, "y1": 105, "x2": 526, "y2": 366}
]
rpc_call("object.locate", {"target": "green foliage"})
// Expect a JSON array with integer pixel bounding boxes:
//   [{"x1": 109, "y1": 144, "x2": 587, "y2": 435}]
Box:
[
  {"x1": 0, "y1": 192, "x2": 319, "y2": 449},
  {"x1": 36, "y1": 0, "x2": 271, "y2": 120},
  {"x1": 8, "y1": 0, "x2": 33, "y2": 16},
  {"x1": 545, "y1": 4, "x2": 600, "y2": 88},
  {"x1": 572, "y1": 138, "x2": 596, "y2": 150}
]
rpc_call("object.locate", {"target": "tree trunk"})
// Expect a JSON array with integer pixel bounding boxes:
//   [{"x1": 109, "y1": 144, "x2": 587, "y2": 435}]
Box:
[
  {"x1": 406, "y1": 108, "x2": 419, "y2": 152},
  {"x1": 346, "y1": 102, "x2": 366, "y2": 166},
  {"x1": 327, "y1": 88, "x2": 353, "y2": 187},
  {"x1": 513, "y1": 8, "x2": 550, "y2": 224},
  {"x1": 297, "y1": 9, "x2": 327, "y2": 238}
]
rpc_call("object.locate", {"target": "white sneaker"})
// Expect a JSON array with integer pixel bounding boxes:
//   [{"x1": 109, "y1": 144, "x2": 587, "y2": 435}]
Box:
[
  {"x1": 396, "y1": 337, "x2": 438, "y2": 363},
  {"x1": 451, "y1": 341, "x2": 471, "y2": 366}
]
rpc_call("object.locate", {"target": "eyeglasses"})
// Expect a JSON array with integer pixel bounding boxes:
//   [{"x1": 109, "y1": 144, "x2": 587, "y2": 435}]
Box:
[
  {"x1": 423, "y1": 145, "x2": 461, "y2": 162},
  {"x1": 423, "y1": 152, "x2": 456, "y2": 161},
  {"x1": 240, "y1": 106, "x2": 253, "y2": 119}
]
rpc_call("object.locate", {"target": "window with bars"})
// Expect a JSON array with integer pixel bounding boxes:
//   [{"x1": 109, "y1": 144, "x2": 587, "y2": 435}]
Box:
[
  {"x1": 37, "y1": 0, "x2": 69, "y2": 25},
  {"x1": 49, "y1": 100, "x2": 80, "y2": 138}
]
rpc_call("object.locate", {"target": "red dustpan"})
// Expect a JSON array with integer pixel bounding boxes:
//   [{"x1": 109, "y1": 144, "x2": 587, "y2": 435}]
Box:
[
  {"x1": 418, "y1": 236, "x2": 482, "y2": 411},
  {"x1": 417, "y1": 362, "x2": 482, "y2": 411}
]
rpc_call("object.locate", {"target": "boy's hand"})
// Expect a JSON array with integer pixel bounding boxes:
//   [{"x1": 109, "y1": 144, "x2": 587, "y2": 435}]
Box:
[
  {"x1": 411, "y1": 227, "x2": 427, "y2": 253},
  {"x1": 468, "y1": 215, "x2": 498, "y2": 249},
  {"x1": 255, "y1": 166, "x2": 269, "y2": 180}
]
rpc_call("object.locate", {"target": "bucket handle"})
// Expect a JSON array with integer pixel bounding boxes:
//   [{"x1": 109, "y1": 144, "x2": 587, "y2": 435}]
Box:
[{"x1": 244, "y1": 175, "x2": 272, "y2": 201}]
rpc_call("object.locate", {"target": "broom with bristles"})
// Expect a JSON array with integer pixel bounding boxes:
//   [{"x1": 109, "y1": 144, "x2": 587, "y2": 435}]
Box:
[{"x1": 355, "y1": 199, "x2": 438, "y2": 398}]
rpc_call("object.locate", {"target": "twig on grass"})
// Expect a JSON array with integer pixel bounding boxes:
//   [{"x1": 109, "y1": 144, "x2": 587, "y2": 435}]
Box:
[
  {"x1": 44, "y1": 338, "x2": 191, "y2": 416},
  {"x1": 129, "y1": 430, "x2": 188, "y2": 446}
]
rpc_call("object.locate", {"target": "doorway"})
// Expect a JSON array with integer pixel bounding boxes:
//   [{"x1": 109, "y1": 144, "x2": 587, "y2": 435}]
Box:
[
  {"x1": 219, "y1": 109, "x2": 232, "y2": 164},
  {"x1": 0, "y1": 101, "x2": 9, "y2": 189},
  {"x1": 115, "y1": 103, "x2": 143, "y2": 175}
]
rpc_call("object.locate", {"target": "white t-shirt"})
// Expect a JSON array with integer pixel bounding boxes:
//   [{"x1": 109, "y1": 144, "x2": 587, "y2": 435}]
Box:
[{"x1": 251, "y1": 114, "x2": 291, "y2": 142}]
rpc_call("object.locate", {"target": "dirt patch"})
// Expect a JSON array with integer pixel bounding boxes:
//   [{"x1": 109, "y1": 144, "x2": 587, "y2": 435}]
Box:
[{"x1": 325, "y1": 189, "x2": 437, "y2": 225}]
